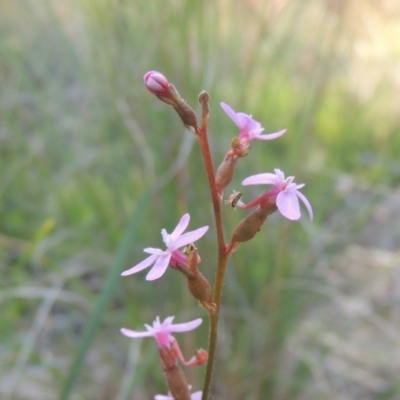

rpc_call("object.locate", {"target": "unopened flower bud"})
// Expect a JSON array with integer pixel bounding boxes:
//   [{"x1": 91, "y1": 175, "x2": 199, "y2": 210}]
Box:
[
  {"x1": 144, "y1": 71, "x2": 172, "y2": 102},
  {"x1": 198, "y1": 91, "x2": 210, "y2": 106},
  {"x1": 187, "y1": 348, "x2": 208, "y2": 366},
  {"x1": 143, "y1": 71, "x2": 199, "y2": 131},
  {"x1": 230, "y1": 204, "x2": 277, "y2": 245},
  {"x1": 198, "y1": 91, "x2": 210, "y2": 129}
]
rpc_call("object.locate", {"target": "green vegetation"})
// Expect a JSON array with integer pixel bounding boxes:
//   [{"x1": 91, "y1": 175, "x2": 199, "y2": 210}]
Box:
[{"x1": 1, "y1": 1, "x2": 399, "y2": 399}]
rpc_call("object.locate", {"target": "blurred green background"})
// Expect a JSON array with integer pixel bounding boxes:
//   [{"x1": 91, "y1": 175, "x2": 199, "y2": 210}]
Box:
[{"x1": 1, "y1": 0, "x2": 400, "y2": 399}]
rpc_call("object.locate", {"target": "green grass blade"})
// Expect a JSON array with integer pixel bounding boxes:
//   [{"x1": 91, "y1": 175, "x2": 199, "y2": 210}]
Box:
[{"x1": 60, "y1": 187, "x2": 153, "y2": 400}]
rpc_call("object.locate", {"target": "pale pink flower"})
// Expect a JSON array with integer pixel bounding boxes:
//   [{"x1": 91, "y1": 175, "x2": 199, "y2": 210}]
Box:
[
  {"x1": 120, "y1": 316, "x2": 202, "y2": 349},
  {"x1": 242, "y1": 168, "x2": 313, "y2": 221},
  {"x1": 121, "y1": 213, "x2": 208, "y2": 281},
  {"x1": 154, "y1": 388, "x2": 202, "y2": 400},
  {"x1": 220, "y1": 102, "x2": 286, "y2": 144},
  {"x1": 144, "y1": 71, "x2": 170, "y2": 98}
]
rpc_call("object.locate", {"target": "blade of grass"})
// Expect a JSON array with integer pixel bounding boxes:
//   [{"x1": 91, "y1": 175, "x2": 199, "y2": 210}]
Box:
[{"x1": 60, "y1": 187, "x2": 153, "y2": 400}]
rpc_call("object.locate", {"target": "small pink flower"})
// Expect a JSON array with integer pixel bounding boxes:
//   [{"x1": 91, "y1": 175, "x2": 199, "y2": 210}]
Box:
[
  {"x1": 220, "y1": 102, "x2": 286, "y2": 144},
  {"x1": 144, "y1": 71, "x2": 170, "y2": 98},
  {"x1": 242, "y1": 168, "x2": 313, "y2": 220},
  {"x1": 120, "y1": 316, "x2": 202, "y2": 349},
  {"x1": 154, "y1": 388, "x2": 202, "y2": 400},
  {"x1": 121, "y1": 213, "x2": 208, "y2": 281}
]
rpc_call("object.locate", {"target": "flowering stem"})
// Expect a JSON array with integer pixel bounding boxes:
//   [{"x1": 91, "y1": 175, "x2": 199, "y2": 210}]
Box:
[
  {"x1": 196, "y1": 97, "x2": 230, "y2": 400},
  {"x1": 201, "y1": 254, "x2": 229, "y2": 400},
  {"x1": 197, "y1": 98, "x2": 224, "y2": 256}
]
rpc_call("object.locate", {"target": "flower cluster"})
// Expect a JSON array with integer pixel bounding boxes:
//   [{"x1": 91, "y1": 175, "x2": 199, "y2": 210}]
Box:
[{"x1": 120, "y1": 71, "x2": 313, "y2": 400}]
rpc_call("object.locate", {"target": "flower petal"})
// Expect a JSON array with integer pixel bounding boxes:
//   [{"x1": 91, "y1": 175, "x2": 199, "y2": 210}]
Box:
[
  {"x1": 145, "y1": 253, "x2": 171, "y2": 281},
  {"x1": 295, "y1": 190, "x2": 313, "y2": 220},
  {"x1": 238, "y1": 113, "x2": 262, "y2": 131},
  {"x1": 154, "y1": 395, "x2": 172, "y2": 400},
  {"x1": 170, "y1": 226, "x2": 209, "y2": 250},
  {"x1": 236, "y1": 112, "x2": 253, "y2": 129},
  {"x1": 169, "y1": 317, "x2": 203, "y2": 333},
  {"x1": 161, "y1": 229, "x2": 170, "y2": 246},
  {"x1": 220, "y1": 102, "x2": 240, "y2": 127},
  {"x1": 242, "y1": 173, "x2": 278, "y2": 186},
  {"x1": 255, "y1": 129, "x2": 286, "y2": 140},
  {"x1": 246, "y1": 127, "x2": 265, "y2": 138},
  {"x1": 170, "y1": 213, "x2": 190, "y2": 241},
  {"x1": 159, "y1": 316, "x2": 175, "y2": 330},
  {"x1": 276, "y1": 190, "x2": 301, "y2": 220},
  {"x1": 121, "y1": 254, "x2": 159, "y2": 276},
  {"x1": 143, "y1": 247, "x2": 165, "y2": 255},
  {"x1": 120, "y1": 327, "x2": 153, "y2": 339},
  {"x1": 191, "y1": 392, "x2": 203, "y2": 400}
]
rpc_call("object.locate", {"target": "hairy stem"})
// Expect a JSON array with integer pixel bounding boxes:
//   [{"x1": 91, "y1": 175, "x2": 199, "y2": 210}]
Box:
[{"x1": 196, "y1": 111, "x2": 230, "y2": 400}]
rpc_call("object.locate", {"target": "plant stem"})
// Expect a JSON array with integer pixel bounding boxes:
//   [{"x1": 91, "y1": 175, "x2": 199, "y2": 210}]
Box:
[
  {"x1": 196, "y1": 117, "x2": 230, "y2": 400},
  {"x1": 196, "y1": 131, "x2": 224, "y2": 255},
  {"x1": 201, "y1": 253, "x2": 229, "y2": 400}
]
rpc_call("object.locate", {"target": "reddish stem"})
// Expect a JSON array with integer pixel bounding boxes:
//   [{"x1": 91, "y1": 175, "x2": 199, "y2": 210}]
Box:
[{"x1": 195, "y1": 107, "x2": 231, "y2": 400}]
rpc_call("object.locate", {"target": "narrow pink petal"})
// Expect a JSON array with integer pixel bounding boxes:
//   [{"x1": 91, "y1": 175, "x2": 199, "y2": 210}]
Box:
[
  {"x1": 248, "y1": 127, "x2": 265, "y2": 137},
  {"x1": 274, "y1": 169, "x2": 285, "y2": 182},
  {"x1": 170, "y1": 226, "x2": 209, "y2": 250},
  {"x1": 161, "y1": 229, "x2": 169, "y2": 246},
  {"x1": 276, "y1": 191, "x2": 301, "y2": 220},
  {"x1": 242, "y1": 173, "x2": 278, "y2": 186},
  {"x1": 220, "y1": 102, "x2": 240, "y2": 127},
  {"x1": 159, "y1": 316, "x2": 175, "y2": 330},
  {"x1": 120, "y1": 327, "x2": 153, "y2": 339},
  {"x1": 295, "y1": 190, "x2": 313, "y2": 220},
  {"x1": 191, "y1": 392, "x2": 203, "y2": 400},
  {"x1": 255, "y1": 129, "x2": 286, "y2": 140},
  {"x1": 236, "y1": 112, "x2": 253, "y2": 129},
  {"x1": 143, "y1": 247, "x2": 164, "y2": 255},
  {"x1": 237, "y1": 113, "x2": 262, "y2": 131},
  {"x1": 121, "y1": 254, "x2": 159, "y2": 276},
  {"x1": 149, "y1": 316, "x2": 162, "y2": 331},
  {"x1": 145, "y1": 253, "x2": 171, "y2": 281},
  {"x1": 170, "y1": 213, "x2": 190, "y2": 240},
  {"x1": 154, "y1": 395, "x2": 172, "y2": 400},
  {"x1": 169, "y1": 318, "x2": 203, "y2": 333}
]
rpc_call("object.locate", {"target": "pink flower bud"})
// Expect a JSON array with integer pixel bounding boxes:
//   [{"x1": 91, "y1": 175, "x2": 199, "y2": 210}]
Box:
[{"x1": 144, "y1": 71, "x2": 170, "y2": 98}]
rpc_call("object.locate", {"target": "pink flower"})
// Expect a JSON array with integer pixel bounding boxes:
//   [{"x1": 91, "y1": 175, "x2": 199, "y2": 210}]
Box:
[
  {"x1": 121, "y1": 213, "x2": 208, "y2": 281},
  {"x1": 120, "y1": 316, "x2": 202, "y2": 349},
  {"x1": 154, "y1": 388, "x2": 202, "y2": 400},
  {"x1": 220, "y1": 102, "x2": 286, "y2": 144},
  {"x1": 242, "y1": 168, "x2": 313, "y2": 221},
  {"x1": 144, "y1": 71, "x2": 170, "y2": 98}
]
